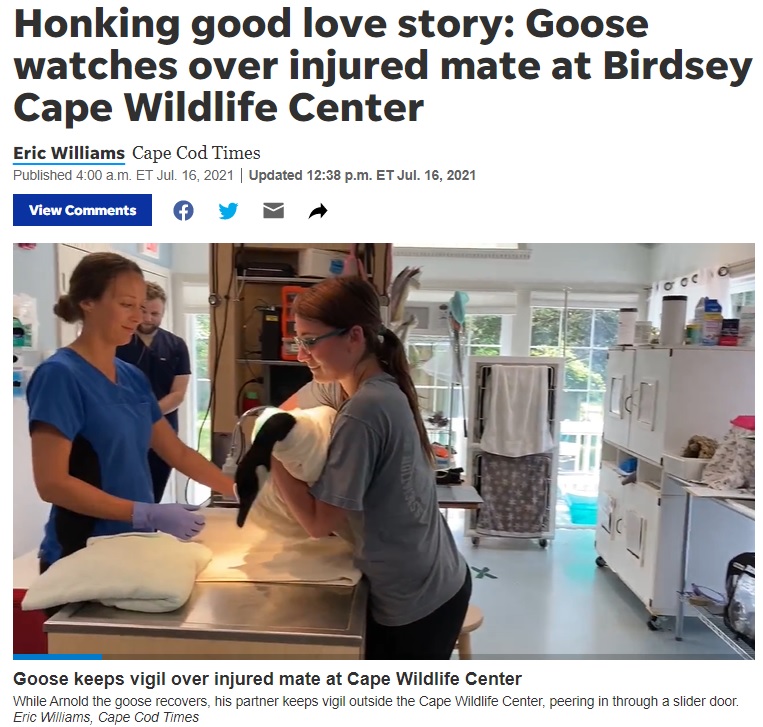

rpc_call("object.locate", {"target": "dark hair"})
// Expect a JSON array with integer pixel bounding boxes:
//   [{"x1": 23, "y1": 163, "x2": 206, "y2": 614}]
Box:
[
  {"x1": 293, "y1": 276, "x2": 435, "y2": 466},
  {"x1": 145, "y1": 281, "x2": 166, "y2": 303},
  {"x1": 54, "y1": 252, "x2": 143, "y2": 324}
]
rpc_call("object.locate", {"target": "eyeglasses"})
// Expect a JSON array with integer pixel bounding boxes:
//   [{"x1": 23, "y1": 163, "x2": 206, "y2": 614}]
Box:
[{"x1": 293, "y1": 328, "x2": 349, "y2": 350}]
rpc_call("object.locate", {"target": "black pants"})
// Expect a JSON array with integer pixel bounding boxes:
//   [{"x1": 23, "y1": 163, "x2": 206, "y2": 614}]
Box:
[
  {"x1": 365, "y1": 568, "x2": 472, "y2": 660},
  {"x1": 148, "y1": 449, "x2": 173, "y2": 503}
]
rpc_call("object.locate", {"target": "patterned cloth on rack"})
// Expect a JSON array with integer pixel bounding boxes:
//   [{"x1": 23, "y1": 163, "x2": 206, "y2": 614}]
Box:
[{"x1": 476, "y1": 452, "x2": 552, "y2": 537}]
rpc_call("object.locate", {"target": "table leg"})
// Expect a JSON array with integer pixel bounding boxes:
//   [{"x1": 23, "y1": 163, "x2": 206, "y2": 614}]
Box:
[{"x1": 675, "y1": 491, "x2": 693, "y2": 641}]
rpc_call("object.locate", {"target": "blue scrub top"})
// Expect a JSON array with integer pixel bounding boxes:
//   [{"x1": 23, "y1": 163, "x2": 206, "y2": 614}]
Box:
[
  {"x1": 116, "y1": 329, "x2": 191, "y2": 431},
  {"x1": 26, "y1": 348, "x2": 163, "y2": 565}
]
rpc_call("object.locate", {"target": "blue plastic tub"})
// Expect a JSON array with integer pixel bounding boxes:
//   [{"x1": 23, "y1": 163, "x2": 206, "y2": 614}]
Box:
[{"x1": 565, "y1": 493, "x2": 598, "y2": 526}]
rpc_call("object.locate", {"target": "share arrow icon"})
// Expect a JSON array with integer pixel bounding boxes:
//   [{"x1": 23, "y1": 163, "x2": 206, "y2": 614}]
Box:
[{"x1": 309, "y1": 203, "x2": 327, "y2": 219}]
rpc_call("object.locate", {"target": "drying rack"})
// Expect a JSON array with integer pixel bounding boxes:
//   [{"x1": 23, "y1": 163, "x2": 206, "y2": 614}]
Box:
[{"x1": 466, "y1": 356, "x2": 564, "y2": 548}]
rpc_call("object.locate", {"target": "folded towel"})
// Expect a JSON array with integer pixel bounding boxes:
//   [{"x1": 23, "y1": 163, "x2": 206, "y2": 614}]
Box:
[
  {"x1": 197, "y1": 508, "x2": 361, "y2": 586},
  {"x1": 21, "y1": 533, "x2": 212, "y2": 613},
  {"x1": 480, "y1": 365, "x2": 554, "y2": 458}
]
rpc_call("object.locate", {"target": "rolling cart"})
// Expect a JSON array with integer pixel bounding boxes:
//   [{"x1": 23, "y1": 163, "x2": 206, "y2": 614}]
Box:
[{"x1": 465, "y1": 356, "x2": 564, "y2": 549}]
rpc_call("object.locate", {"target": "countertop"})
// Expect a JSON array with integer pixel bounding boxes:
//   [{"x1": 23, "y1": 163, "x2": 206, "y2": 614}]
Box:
[
  {"x1": 44, "y1": 579, "x2": 367, "y2": 649},
  {"x1": 36, "y1": 506, "x2": 367, "y2": 653}
]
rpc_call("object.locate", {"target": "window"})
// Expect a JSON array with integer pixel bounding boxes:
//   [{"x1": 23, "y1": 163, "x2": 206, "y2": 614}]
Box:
[
  {"x1": 406, "y1": 314, "x2": 504, "y2": 419},
  {"x1": 174, "y1": 278, "x2": 213, "y2": 505},
  {"x1": 186, "y1": 313, "x2": 211, "y2": 459},
  {"x1": 730, "y1": 275, "x2": 755, "y2": 314},
  {"x1": 531, "y1": 306, "x2": 620, "y2": 487},
  {"x1": 465, "y1": 314, "x2": 502, "y2": 357}
]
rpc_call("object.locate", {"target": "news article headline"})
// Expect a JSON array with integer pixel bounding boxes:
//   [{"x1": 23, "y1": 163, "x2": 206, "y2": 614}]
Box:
[
  {"x1": 13, "y1": 6, "x2": 755, "y2": 127},
  {"x1": 14, "y1": 670, "x2": 522, "y2": 690}
]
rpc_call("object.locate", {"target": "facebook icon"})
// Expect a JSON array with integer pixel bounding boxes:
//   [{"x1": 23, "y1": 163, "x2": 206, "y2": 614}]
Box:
[{"x1": 173, "y1": 201, "x2": 194, "y2": 221}]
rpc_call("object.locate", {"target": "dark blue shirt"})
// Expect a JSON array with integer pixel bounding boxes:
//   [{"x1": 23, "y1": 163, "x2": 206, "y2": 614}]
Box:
[
  {"x1": 26, "y1": 348, "x2": 163, "y2": 565},
  {"x1": 116, "y1": 328, "x2": 191, "y2": 431}
]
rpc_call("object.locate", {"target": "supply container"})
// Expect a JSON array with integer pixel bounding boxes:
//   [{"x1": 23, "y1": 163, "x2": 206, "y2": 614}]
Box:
[
  {"x1": 739, "y1": 306, "x2": 755, "y2": 347},
  {"x1": 719, "y1": 319, "x2": 740, "y2": 346},
  {"x1": 281, "y1": 337, "x2": 300, "y2": 361},
  {"x1": 617, "y1": 308, "x2": 638, "y2": 345},
  {"x1": 634, "y1": 321, "x2": 652, "y2": 345},
  {"x1": 701, "y1": 298, "x2": 723, "y2": 346},
  {"x1": 686, "y1": 323, "x2": 702, "y2": 345},
  {"x1": 660, "y1": 295, "x2": 688, "y2": 346},
  {"x1": 298, "y1": 249, "x2": 347, "y2": 278},
  {"x1": 241, "y1": 391, "x2": 261, "y2": 412},
  {"x1": 565, "y1": 493, "x2": 598, "y2": 526}
]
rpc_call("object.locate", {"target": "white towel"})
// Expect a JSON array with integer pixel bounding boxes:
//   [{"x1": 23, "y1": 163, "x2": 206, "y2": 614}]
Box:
[
  {"x1": 21, "y1": 533, "x2": 212, "y2": 613},
  {"x1": 196, "y1": 508, "x2": 361, "y2": 586},
  {"x1": 480, "y1": 365, "x2": 554, "y2": 457}
]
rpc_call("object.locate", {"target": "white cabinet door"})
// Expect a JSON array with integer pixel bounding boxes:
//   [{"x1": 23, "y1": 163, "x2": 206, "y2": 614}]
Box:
[
  {"x1": 56, "y1": 244, "x2": 89, "y2": 346},
  {"x1": 628, "y1": 349, "x2": 671, "y2": 464},
  {"x1": 603, "y1": 349, "x2": 635, "y2": 449},
  {"x1": 621, "y1": 482, "x2": 661, "y2": 607},
  {"x1": 595, "y1": 466, "x2": 621, "y2": 565}
]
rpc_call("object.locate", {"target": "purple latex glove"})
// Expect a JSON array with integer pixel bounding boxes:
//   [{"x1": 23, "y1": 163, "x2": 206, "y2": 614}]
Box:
[{"x1": 132, "y1": 502, "x2": 206, "y2": 541}]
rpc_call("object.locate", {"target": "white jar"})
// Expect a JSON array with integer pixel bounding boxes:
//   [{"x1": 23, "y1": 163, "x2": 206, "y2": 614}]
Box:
[
  {"x1": 660, "y1": 296, "x2": 688, "y2": 346},
  {"x1": 617, "y1": 308, "x2": 638, "y2": 345}
]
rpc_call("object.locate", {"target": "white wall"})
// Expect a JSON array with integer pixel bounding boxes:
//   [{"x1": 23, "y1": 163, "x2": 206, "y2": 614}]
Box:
[
  {"x1": 172, "y1": 243, "x2": 210, "y2": 275},
  {"x1": 394, "y1": 243, "x2": 652, "y2": 295},
  {"x1": 651, "y1": 244, "x2": 755, "y2": 280}
]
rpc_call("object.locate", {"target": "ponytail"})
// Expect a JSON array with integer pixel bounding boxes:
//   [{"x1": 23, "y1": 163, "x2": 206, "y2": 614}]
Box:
[{"x1": 375, "y1": 328, "x2": 436, "y2": 467}]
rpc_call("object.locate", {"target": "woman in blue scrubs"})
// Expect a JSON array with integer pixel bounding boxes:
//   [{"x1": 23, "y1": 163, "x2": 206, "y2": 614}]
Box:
[{"x1": 27, "y1": 252, "x2": 234, "y2": 572}]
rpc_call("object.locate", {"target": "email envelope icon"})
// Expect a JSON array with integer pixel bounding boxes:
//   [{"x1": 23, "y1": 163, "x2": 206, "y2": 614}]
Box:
[{"x1": 263, "y1": 202, "x2": 284, "y2": 219}]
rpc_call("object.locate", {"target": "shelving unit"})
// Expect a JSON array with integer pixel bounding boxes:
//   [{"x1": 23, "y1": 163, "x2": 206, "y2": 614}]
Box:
[
  {"x1": 208, "y1": 244, "x2": 392, "y2": 464},
  {"x1": 596, "y1": 345, "x2": 755, "y2": 631},
  {"x1": 680, "y1": 597, "x2": 754, "y2": 660}
]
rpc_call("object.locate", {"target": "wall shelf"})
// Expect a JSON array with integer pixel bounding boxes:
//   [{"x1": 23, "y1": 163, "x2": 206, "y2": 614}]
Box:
[
  {"x1": 236, "y1": 276, "x2": 315, "y2": 285},
  {"x1": 209, "y1": 243, "x2": 393, "y2": 436}
]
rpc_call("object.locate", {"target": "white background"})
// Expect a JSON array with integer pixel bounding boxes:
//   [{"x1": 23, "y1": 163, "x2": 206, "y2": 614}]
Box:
[
  {"x1": 2, "y1": 1, "x2": 762, "y2": 244},
  {"x1": 3, "y1": 0, "x2": 760, "y2": 700}
]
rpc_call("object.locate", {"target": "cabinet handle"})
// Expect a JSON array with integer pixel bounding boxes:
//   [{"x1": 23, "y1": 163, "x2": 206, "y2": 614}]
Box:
[
  {"x1": 615, "y1": 518, "x2": 623, "y2": 534},
  {"x1": 624, "y1": 395, "x2": 633, "y2": 413}
]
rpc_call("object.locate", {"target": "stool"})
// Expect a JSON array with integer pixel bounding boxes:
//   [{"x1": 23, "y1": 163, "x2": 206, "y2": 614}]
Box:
[{"x1": 456, "y1": 605, "x2": 484, "y2": 659}]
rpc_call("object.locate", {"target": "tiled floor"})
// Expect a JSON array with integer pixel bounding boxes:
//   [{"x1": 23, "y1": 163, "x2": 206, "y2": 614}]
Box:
[{"x1": 444, "y1": 511, "x2": 738, "y2": 659}]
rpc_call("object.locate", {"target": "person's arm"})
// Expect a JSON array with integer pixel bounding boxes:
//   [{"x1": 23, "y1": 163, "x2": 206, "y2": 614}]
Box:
[
  {"x1": 157, "y1": 374, "x2": 190, "y2": 415},
  {"x1": 270, "y1": 459, "x2": 347, "y2": 538},
  {"x1": 273, "y1": 412, "x2": 376, "y2": 538},
  {"x1": 31, "y1": 423, "x2": 135, "y2": 522},
  {"x1": 150, "y1": 418, "x2": 235, "y2": 497}
]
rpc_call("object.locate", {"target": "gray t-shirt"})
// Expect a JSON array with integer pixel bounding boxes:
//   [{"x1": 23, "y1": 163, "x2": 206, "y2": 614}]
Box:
[{"x1": 297, "y1": 374, "x2": 467, "y2": 627}]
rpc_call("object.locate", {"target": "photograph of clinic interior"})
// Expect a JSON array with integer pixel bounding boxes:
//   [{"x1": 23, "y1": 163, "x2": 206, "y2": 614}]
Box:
[{"x1": 13, "y1": 242, "x2": 755, "y2": 660}]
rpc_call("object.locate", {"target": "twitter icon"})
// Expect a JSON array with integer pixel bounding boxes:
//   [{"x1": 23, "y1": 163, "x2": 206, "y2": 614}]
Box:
[{"x1": 219, "y1": 203, "x2": 238, "y2": 220}]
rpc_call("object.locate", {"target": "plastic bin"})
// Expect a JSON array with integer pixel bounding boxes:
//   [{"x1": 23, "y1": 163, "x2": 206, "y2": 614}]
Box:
[{"x1": 565, "y1": 493, "x2": 598, "y2": 526}]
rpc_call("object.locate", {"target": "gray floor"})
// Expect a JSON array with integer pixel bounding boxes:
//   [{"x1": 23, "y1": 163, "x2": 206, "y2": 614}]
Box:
[{"x1": 444, "y1": 511, "x2": 739, "y2": 660}]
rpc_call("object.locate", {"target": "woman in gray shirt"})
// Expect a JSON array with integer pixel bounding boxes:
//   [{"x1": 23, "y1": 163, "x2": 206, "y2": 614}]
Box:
[{"x1": 275, "y1": 276, "x2": 470, "y2": 659}]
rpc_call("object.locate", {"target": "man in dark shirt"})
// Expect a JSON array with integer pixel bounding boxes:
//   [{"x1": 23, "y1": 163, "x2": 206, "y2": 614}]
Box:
[{"x1": 116, "y1": 281, "x2": 192, "y2": 502}]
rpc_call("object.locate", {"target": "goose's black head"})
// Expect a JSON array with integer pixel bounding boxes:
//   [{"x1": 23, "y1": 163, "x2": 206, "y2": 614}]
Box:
[{"x1": 234, "y1": 412, "x2": 297, "y2": 527}]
